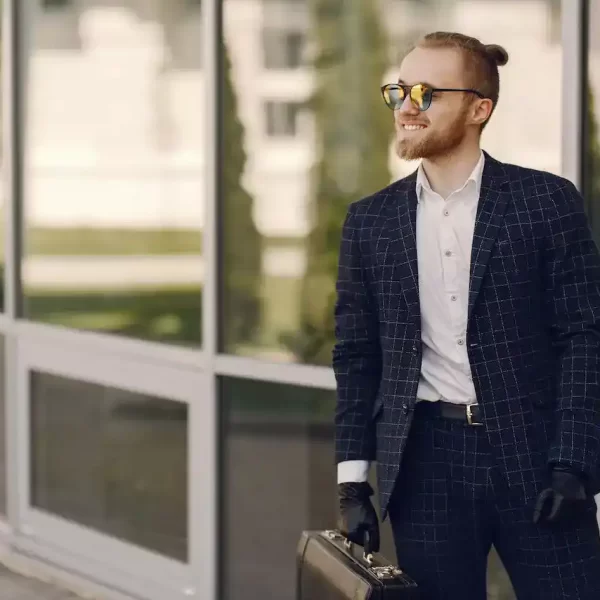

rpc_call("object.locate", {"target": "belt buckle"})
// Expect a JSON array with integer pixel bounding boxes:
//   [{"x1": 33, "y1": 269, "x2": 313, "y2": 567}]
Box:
[{"x1": 466, "y1": 403, "x2": 483, "y2": 426}]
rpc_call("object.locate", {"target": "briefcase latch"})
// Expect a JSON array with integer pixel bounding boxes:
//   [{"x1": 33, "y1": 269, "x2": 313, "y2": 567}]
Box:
[
  {"x1": 323, "y1": 531, "x2": 404, "y2": 579},
  {"x1": 371, "y1": 566, "x2": 404, "y2": 579}
]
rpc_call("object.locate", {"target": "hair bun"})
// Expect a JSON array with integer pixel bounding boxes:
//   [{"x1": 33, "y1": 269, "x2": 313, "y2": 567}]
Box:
[{"x1": 485, "y1": 43, "x2": 509, "y2": 66}]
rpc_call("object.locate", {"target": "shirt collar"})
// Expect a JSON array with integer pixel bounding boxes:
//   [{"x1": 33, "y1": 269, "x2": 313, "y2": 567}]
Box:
[{"x1": 415, "y1": 151, "x2": 485, "y2": 202}]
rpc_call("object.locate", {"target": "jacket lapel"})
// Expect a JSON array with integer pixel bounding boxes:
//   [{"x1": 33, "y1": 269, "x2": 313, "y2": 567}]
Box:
[
  {"x1": 385, "y1": 173, "x2": 420, "y2": 313},
  {"x1": 467, "y1": 153, "x2": 511, "y2": 319},
  {"x1": 384, "y1": 153, "x2": 511, "y2": 320}
]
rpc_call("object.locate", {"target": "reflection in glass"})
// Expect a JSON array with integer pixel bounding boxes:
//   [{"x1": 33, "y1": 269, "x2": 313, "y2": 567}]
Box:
[
  {"x1": 221, "y1": 44, "x2": 263, "y2": 353},
  {"x1": 0, "y1": 4, "x2": 4, "y2": 312},
  {"x1": 30, "y1": 371, "x2": 188, "y2": 562},
  {"x1": 263, "y1": 28, "x2": 306, "y2": 69},
  {"x1": 585, "y1": 1, "x2": 600, "y2": 247},
  {"x1": 220, "y1": 377, "x2": 342, "y2": 600},
  {"x1": 21, "y1": 1, "x2": 204, "y2": 345},
  {"x1": 0, "y1": 338, "x2": 5, "y2": 515},
  {"x1": 221, "y1": 0, "x2": 562, "y2": 365},
  {"x1": 221, "y1": 0, "x2": 390, "y2": 364}
]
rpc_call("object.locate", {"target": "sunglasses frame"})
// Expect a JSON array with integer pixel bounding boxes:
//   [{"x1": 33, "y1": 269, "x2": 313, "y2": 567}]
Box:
[{"x1": 380, "y1": 83, "x2": 486, "y2": 112}]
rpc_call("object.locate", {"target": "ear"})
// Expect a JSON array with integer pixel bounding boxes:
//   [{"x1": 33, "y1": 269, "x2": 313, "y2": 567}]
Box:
[{"x1": 470, "y1": 98, "x2": 494, "y2": 127}]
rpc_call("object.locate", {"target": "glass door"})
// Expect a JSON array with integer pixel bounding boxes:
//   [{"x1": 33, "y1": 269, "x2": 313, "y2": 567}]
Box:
[{"x1": 14, "y1": 330, "x2": 215, "y2": 600}]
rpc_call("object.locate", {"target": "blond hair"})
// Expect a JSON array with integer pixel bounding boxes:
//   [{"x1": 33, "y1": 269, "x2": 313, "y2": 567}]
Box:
[{"x1": 413, "y1": 32, "x2": 509, "y2": 128}]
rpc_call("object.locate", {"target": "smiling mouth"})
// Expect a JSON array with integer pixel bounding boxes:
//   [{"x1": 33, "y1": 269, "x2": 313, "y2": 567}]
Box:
[{"x1": 402, "y1": 124, "x2": 427, "y2": 131}]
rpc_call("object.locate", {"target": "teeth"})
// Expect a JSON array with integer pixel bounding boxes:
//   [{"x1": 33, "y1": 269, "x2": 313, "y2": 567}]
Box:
[{"x1": 404, "y1": 125, "x2": 426, "y2": 131}]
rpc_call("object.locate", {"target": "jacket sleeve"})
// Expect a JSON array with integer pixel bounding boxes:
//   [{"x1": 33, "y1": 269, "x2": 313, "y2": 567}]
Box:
[
  {"x1": 544, "y1": 181, "x2": 600, "y2": 478},
  {"x1": 333, "y1": 202, "x2": 382, "y2": 465}
]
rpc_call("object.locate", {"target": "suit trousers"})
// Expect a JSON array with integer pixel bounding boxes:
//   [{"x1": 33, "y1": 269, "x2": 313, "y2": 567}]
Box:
[{"x1": 387, "y1": 403, "x2": 600, "y2": 600}]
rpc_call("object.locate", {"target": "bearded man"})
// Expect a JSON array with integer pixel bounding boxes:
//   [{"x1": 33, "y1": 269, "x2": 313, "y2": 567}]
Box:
[{"x1": 333, "y1": 31, "x2": 600, "y2": 600}]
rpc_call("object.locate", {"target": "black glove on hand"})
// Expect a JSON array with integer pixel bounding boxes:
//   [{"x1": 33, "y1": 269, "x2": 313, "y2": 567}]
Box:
[
  {"x1": 337, "y1": 482, "x2": 380, "y2": 555},
  {"x1": 533, "y1": 465, "x2": 587, "y2": 525}
]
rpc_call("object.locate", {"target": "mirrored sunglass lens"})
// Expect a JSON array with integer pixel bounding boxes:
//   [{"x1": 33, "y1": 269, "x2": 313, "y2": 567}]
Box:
[
  {"x1": 410, "y1": 84, "x2": 431, "y2": 110},
  {"x1": 383, "y1": 86, "x2": 404, "y2": 109}
]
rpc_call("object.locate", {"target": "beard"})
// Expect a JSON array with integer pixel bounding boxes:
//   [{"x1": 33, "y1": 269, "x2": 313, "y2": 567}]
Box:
[{"x1": 395, "y1": 107, "x2": 469, "y2": 161}]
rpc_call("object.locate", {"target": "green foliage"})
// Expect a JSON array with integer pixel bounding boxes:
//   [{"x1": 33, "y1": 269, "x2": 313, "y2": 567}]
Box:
[
  {"x1": 26, "y1": 287, "x2": 202, "y2": 345},
  {"x1": 25, "y1": 227, "x2": 201, "y2": 256},
  {"x1": 221, "y1": 44, "x2": 262, "y2": 348},
  {"x1": 286, "y1": 0, "x2": 392, "y2": 364},
  {"x1": 584, "y1": 82, "x2": 600, "y2": 249}
]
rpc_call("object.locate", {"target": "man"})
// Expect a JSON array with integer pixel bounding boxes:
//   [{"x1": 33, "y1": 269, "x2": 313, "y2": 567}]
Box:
[{"x1": 333, "y1": 31, "x2": 600, "y2": 599}]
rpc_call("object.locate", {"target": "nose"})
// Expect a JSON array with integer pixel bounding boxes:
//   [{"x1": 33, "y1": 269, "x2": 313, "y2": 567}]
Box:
[{"x1": 397, "y1": 94, "x2": 419, "y2": 115}]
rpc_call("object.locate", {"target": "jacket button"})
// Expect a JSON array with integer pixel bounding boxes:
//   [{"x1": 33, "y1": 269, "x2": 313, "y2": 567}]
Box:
[{"x1": 402, "y1": 402, "x2": 409, "y2": 414}]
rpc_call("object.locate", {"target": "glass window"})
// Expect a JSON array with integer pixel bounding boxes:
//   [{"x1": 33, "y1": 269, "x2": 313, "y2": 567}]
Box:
[
  {"x1": 221, "y1": 0, "x2": 562, "y2": 365},
  {"x1": 220, "y1": 378, "x2": 341, "y2": 599},
  {"x1": 0, "y1": 337, "x2": 5, "y2": 516},
  {"x1": 42, "y1": 0, "x2": 71, "y2": 8},
  {"x1": 263, "y1": 30, "x2": 306, "y2": 69},
  {"x1": 30, "y1": 371, "x2": 188, "y2": 561},
  {"x1": 21, "y1": 2, "x2": 204, "y2": 346},
  {"x1": 585, "y1": 0, "x2": 600, "y2": 246},
  {"x1": 264, "y1": 101, "x2": 302, "y2": 137},
  {"x1": 0, "y1": 3, "x2": 4, "y2": 313}
]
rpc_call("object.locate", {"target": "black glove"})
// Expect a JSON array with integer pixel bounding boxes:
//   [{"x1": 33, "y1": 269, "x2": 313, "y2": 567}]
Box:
[
  {"x1": 532, "y1": 465, "x2": 587, "y2": 525},
  {"x1": 337, "y1": 482, "x2": 380, "y2": 555}
]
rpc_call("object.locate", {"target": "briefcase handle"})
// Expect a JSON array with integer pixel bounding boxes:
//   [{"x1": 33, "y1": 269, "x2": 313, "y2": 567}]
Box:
[
  {"x1": 323, "y1": 530, "x2": 405, "y2": 580},
  {"x1": 324, "y1": 530, "x2": 374, "y2": 565}
]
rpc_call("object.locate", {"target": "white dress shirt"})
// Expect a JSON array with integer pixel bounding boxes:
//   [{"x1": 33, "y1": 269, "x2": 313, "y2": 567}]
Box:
[{"x1": 337, "y1": 152, "x2": 485, "y2": 484}]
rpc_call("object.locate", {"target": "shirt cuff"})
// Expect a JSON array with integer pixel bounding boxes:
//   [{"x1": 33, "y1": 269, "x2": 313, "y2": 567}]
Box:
[{"x1": 337, "y1": 460, "x2": 371, "y2": 483}]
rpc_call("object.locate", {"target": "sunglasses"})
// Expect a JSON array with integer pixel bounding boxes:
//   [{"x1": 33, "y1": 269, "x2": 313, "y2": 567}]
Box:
[{"x1": 381, "y1": 83, "x2": 485, "y2": 112}]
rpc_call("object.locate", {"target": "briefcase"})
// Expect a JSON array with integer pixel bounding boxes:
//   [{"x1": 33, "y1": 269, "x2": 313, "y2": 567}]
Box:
[{"x1": 297, "y1": 529, "x2": 419, "y2": 599}]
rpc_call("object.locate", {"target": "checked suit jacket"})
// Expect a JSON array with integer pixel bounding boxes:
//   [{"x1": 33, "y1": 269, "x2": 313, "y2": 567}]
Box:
[{"x1": 333, "y1": 151, "x2": 600, "y2": 520}]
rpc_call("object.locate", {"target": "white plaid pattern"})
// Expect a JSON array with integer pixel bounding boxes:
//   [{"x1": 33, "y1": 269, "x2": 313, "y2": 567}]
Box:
[
  {"x1": 388, "y1": 412, "x2": 600, "y2": 599},
  {"x1": 333, "y1": 151, "x2": 600, "y2": 519}
]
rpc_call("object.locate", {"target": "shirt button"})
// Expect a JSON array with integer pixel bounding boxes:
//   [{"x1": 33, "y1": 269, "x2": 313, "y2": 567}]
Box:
[
  {"x1": 457, "y1": 339, "x2": 465, "y2": 346},
  {"x1": 443, "y1": 210, "x2": 450, "y2": 216},
  {"x1": 450, "y1": 295, "x2": 457, "y2": 301},
  {"x1": 444, "y1": 250, "x2": 452, "y2": 257}
]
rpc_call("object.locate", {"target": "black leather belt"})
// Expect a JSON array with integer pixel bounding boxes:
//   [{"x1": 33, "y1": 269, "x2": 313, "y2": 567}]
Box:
[{"x1": 416, "y1": 400, "x2": 484, "y2": 426}]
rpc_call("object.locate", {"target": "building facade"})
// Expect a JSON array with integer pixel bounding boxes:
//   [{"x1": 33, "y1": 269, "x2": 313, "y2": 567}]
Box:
[{"x1": 0, "y1": 0, "x2": 594, "y2": 599}]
